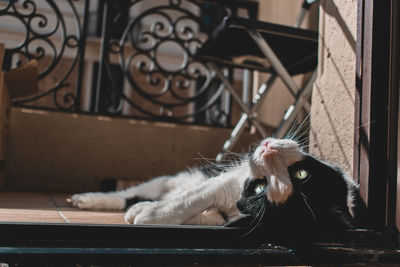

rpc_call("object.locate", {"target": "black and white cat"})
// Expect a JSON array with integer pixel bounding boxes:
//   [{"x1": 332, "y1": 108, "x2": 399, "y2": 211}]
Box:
[{"x1": 71, "y1": 137, "x2": 367, "y2": 234}]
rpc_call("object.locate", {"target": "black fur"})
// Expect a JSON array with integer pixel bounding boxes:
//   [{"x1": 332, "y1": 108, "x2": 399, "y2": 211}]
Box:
[
  {"x1": 125, "y1": 197, "x2": 154, "y2": 210},
  {"x1": 99, "y1": 178, "x2": 117, "y2": 192},
  {"x1": 233, "y1": 154, "x2": 368, "y2": 244}
]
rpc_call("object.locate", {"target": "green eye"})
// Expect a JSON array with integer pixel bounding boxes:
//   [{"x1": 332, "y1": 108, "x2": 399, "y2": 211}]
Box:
[
  {"x1": 254, "y1": 183, "x2": 266, "y2": 194},
  {"x1": 294, "y1": 169, "x2": 309, "y2": 180}
]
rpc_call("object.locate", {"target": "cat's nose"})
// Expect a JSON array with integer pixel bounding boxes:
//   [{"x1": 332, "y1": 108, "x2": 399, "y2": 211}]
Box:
[{"x1": 264, "y1": 141, "x2": 269, "y2": 148}]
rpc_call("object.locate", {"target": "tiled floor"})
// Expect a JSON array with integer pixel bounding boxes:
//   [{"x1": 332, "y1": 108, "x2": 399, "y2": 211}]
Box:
[{"x1": 0, "y1": 191, "x2": 126, "y2": 224}]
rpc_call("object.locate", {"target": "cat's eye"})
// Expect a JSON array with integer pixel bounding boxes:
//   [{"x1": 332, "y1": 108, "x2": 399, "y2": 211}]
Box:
[
  {"x1": 294, "y1": 169, "x2": 309, "y2": 180},
  {"x1": 254, "y1": 183, "x2": 266, "y2": 194}
]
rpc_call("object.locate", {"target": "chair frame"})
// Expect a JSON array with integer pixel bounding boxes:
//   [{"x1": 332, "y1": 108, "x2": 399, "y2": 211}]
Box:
[{"x1": 201, "y1": 1, "x2": 319, "y2": 161}]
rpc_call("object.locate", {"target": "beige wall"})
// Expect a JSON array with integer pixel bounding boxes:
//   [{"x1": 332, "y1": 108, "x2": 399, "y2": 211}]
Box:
[
  {"x1": 5, "y1": 108, "x2": 261, "y2": 192},
  {"x1": 309, "y1": 0, "x2": 358, "y2": 176}
]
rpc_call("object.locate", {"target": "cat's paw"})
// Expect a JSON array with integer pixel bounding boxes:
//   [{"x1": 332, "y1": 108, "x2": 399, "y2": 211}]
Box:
[
  {"x1": 125, "y1": 200, "x2": 187, "y2": 225},
  {"x1": 124, "y1": 201, "x2": 158, "y2": 224},
  {"x1": 70, "y1": 192, "x2": 125, "y2": 210}
]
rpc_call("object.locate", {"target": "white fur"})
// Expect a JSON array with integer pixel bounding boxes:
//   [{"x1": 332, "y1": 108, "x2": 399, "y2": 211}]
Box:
[
  {"x1": 71, "y1": 138, "x2": 334, "y2": 225},
  {"x1": 71, "y1": 171, "x2": 208, "y2": 211},
  {"x1": 250, "y1": 138, "x2": 305, "y2": 204},
  {"x1": 124, "y1": 165, "x2": 249, "y2": 225},
  {"x1": 71, "y1": 165, "x2": 249, "y2": 225},
  {"x1": 71, "y1": 192, "x2": 126, "y2": 210},
  {"x1": 344, "y1": 174, "x2": 358, "y2": 217}
]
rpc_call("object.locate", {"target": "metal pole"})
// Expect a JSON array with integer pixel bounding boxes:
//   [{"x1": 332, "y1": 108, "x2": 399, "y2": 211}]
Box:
[
  {"x1": 209, "y1": 62, "x2": 268, "y2": 138},
  {"x1": 273, "y1": 70, "x2": 316, "y2": 138},
  {"x1": 93, "y1": 0, "x2": 109, "y2": 113},
  {"x1": 75, "y1": 0, "x2": 90, "y2": 111},
  {"x1": 248, "y1": 30, "x2": 299, "y2": 97}
]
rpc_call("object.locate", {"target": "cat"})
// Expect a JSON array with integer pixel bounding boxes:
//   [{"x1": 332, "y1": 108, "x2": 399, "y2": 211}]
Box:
[{"x1": 71, "y1": 137, "x2": 367, "y2": 236}]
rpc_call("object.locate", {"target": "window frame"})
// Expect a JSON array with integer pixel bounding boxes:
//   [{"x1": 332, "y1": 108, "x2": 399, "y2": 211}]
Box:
[
  {"x1": 2, "y1": 0, "x2": 400, "y2": 265},
  {"x1": 354, "y1": 0, "x2": 399, "y2": 231}
]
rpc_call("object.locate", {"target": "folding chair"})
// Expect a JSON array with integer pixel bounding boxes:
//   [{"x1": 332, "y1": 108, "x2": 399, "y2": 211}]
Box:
[{"x1": 196, "y1": 0, "x2": 319, "y2": 161}]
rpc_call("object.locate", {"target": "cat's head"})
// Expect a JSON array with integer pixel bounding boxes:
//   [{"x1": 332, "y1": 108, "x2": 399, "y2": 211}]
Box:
[{"x1": 235, "y1": 137, "x2": 367, "y2": 241}]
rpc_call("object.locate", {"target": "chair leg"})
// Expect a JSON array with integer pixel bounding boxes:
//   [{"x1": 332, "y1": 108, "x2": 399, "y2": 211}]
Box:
[
  {"x1": 215, "y1": 74, "x2": 277, "y2": 162},
  {"x1": 248, "y1": 30, "x2": 311, "y2": 111},
  {"x1": 210, "y1": 64, "x2": 316, "y2": 160},
  {"x1": 216, "y1": 113, "x2": 249, "y2": 162},
  {"x1": 248, "y1": 30, "x2": 299, "y2": 97},
  {"x1": 274, "y1": 70, "x2": 317, "y2": 139},
  {"x1": 208, "y1": 62, "x2": 268, "y2": 138}
]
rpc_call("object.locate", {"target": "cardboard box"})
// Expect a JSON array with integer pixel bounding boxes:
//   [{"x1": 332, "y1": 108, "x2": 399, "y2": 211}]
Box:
[{"x1": 0, "y1": 43, "x2": 39, "y2": 188}]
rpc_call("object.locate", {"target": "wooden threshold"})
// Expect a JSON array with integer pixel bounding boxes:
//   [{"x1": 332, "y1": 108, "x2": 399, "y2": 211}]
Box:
[
  {"x1": 0, "y1": 191, "x2": 126, "y2": 224},
  {"x1": 0, "y1": 193, "x2": 399, "y2": 265}
]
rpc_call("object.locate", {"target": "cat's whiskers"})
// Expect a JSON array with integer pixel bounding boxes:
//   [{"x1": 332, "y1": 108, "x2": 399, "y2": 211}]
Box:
[
  {"x1": 284, "y1": 114, "x2": 301, "y2": 140},
  {"x1": 285, "y1": 113, "x2": 311, "y2": 141},
  {"x1": 194, "y1": 153, "x2": 237, "y2": 171},
  {"x1": 243, "y1": 195, "x2": 265, "y2": 211},
  {"x1": 299, "y1": 191, "x2": 317, "y2": 222},
  {"x1": 221, "y1": 150, "x2": 250, "y2": 161},
  {"x1": 242, "y1": 197, "x2": 267, "y2": 237}
]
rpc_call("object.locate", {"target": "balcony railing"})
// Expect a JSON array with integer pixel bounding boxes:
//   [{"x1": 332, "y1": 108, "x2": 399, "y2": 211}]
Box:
[{"x1": 0, "y1": 0, "x2": 258, "y2": 126}]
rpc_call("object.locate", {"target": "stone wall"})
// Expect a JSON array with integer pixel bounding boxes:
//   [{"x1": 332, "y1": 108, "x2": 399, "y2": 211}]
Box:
[{"x1": 309, "y1": 0, "x2": 358, "y2": 176}]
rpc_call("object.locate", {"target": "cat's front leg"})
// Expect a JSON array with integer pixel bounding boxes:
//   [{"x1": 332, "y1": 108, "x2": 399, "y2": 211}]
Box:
[
  {"x1": 125, "y1": 202, "x2": 228, "y2": 225},
  {"x1": 71, "y1": 174, "x2": 176, "y2": 210},
  {"x1": 125, "y1": 174, "x2": 245, "y2": 225},
  {"x1": 71, "y1": 192, "x2": 126, "y2": 210}
]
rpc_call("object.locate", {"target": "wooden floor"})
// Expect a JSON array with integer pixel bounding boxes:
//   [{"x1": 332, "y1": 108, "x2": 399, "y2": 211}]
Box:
[{"x1": 0, "y1": 191, "x2": 126, "y2": 224}]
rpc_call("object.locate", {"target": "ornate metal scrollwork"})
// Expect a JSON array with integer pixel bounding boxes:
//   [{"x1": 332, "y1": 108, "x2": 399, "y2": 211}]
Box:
[
  {"x1": 1, "y1": 0, "x2": 241, "y2": 126},
  {"x1": 104, "y1": 0, "x2": 230, "y2": 124},
  {"x1": 0, "y1": 0, "x2": 86, "y2": 110}
]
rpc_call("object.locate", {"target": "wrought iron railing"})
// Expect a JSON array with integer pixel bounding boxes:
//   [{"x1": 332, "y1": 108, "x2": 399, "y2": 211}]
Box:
[
  {"x1": 0, "y1": 0, "x2": 88, "y2": 110},
  {"x1": 0, "y1": 0, "x2": 258, "y2": 126}
]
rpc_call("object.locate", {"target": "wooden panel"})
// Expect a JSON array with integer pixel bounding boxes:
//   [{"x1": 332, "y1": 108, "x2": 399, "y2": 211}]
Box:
[
  {"x1": 355, "y1": 0, "x2": 398, "y2": 229},
  {"x1": 5, "y1": 108, "x2": 263, "y2": 192},
  {"x1": 356, "y1": 0, "x2": 373, "y2": 211},
  {"x1": 390, "y1": 0, "x2": 400, "y2": 232}
]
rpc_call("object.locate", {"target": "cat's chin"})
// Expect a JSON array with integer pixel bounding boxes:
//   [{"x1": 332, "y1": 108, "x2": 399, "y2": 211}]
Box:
[{"x1": 265, "y1": 175, "x2": 293, "y2": 205}]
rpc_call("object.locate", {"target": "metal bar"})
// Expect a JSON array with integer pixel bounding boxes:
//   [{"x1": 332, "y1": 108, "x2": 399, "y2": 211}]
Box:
[
  {"x1": 249, "y1": 29, "x2": 311, "y2": 111},
  {"x1": 294, "y1": 7, "x2": 307, "y2": 28},
  {"x1": 209, "y1": 62, "x2": 268, "y2": 137},
  {"x1": 242, "y1": 69, "x2": 250, "y2": 106},
  {"x1": 210, "y1": 63, "x2": 252, "y2": 115},
  {"x1": 273, "y1": 70, "x2": 316, "y2": 139},
  {"x1": 75, "y1": 0, "x2": 90, "y2": 111},
  {"x1": 248, "y1": 30, "x2": 299, "y2": 97},
  {"x1": 252, "y1": 75, "x2": 277, "y2": 110},
  {"x1": 216, "y1": 113, "x2": 249, "y2": 162},
  {"x1": 216, "y1": 74, "x2": 276, "y2": 161},
  {"x1": 93, "y1": 0, "x2": 109, "y2": 113}
]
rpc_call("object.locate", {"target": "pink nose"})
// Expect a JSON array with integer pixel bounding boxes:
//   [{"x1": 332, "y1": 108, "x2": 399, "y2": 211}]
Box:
[{"x1": 264, "y1": 141, "x2": 269, "y2": 147}]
